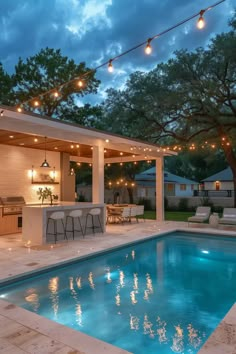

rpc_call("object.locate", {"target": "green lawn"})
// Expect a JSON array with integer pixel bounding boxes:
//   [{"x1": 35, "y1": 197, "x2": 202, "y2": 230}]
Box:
[{"x1": 144, "y1": 210, "x2": 194, "y2": 222}]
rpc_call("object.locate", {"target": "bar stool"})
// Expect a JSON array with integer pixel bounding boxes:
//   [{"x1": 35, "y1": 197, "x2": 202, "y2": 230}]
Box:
[
  {"x1": 84, "y1": 208, "x2": 103, "y2": 235},
  {"x1": 65, "y1": 209, "x2": 84, "y2": 239},
  {"x1": 46, "y1": 211, "x2": 67, "y2": 243}
]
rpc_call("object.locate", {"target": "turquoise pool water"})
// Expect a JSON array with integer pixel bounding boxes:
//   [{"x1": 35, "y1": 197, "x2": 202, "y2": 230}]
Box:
[{"x1": 1, "y1": 231, "x2": 236, "y2": 353}]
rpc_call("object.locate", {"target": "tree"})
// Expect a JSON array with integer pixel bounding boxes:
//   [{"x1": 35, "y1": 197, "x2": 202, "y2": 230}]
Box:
[
  {"x1": 101, "y1": 14, "x2": 236, "y2": 204},
  {"x1": 13, "y1": 47, "x2": 100, "y2": 119},
  {"x1": 0, "y1": 63, "x2": 14, "y2": 105}
]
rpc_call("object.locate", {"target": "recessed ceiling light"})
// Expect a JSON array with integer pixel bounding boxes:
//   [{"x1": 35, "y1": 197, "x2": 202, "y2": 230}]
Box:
[
  {"x1": 105, "y1": 139, "x2": 109, "y2": 143},
  {"x1": 34, "y1": 138, "x2": 38, "y2": 142},
  {"x1": 54, "y1": 147, "x2": 58, "y2": 150},
  {"x1": 19, "y1": 143, "x2": 24, "y2": 146},
  {"x1": 9, "y1": 135, "x2": 14, "y2": 138}
]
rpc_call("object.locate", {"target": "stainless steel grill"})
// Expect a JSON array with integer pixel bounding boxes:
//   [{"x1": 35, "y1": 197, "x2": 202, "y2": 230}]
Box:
[{"x1": 0, "y1": 196, "x2": 25, "y2": 216}]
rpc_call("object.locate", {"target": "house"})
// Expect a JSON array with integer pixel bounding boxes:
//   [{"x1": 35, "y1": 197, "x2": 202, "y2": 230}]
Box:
[
  {"x1": 202, "y1": 167, "x2": 233, "y2": 196},
  {"x1": 135, "y1": 167, "x2": 199, "y2": 199}
]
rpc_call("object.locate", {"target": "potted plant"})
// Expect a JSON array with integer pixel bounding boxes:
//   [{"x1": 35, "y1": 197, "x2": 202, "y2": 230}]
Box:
[{"x1": 37, "y1": 187, "x2": 54, "y2": 205}]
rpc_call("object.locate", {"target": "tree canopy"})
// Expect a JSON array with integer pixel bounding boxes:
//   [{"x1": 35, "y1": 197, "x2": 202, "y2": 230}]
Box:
[
  {"x1": 1, "y1": 47, "x2": 101, "y2": 121},
  {"x1": 100, "y1": 14, "x2": 236, "y2": 203}
]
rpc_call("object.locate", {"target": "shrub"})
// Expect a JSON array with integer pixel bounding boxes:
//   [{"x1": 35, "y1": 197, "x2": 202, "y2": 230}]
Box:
[
  {"x1": 164, "y1": 196, "x2": 169, "y2": 211},
  {"x1": 77, "y1": 194, "x2": 87, "y2": 202},
  {"x1": 178, "y1": 198, "x2": 189, "y2": 211},
  {"x1": 200, "y1": 197, "x2": 214, "y2": 208},
  {"x1": 137, "y1": 197, "x2": 152, "y2": 211}
]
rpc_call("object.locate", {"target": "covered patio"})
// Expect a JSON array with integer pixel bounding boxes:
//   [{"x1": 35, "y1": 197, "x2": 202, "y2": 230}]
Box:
[{"x1": 0, "y1": 105, "x2": 175, "y2": 228}]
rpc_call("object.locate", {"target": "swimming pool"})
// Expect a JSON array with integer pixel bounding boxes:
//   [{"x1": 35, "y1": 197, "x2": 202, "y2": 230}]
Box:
[{"x1": 1, "y1": 231, "x2": 236, "y2": 354}]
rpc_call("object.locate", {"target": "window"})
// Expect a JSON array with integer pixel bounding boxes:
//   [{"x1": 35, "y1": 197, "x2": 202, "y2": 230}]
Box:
[
  {"x1": 180, "y1": 184, "x2": 186, "y2": 191},
  {"x1": 167, "y1": 184, "x2": 174, "y2": 191}
]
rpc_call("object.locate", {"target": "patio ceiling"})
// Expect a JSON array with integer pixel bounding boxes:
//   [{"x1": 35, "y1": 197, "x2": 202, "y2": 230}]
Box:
[{"x1": 0, "y1": 105, "x2": 176, "y2": 163}]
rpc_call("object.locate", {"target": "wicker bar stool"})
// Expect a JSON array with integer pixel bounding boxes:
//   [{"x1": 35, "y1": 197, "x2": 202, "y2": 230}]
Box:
[
  {"x1": 84, "y1": 208, "x2": 103, "y2": 235},
  {"x1": 65, "y1": 209, "x2": 84, "y2": 239},
  {"x1": 46, "y1": 211, "x2": 67, "y2": 243}
]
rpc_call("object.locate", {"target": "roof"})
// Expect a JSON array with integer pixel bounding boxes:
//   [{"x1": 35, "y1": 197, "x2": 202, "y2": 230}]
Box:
[
  {"x1": 202, "y1": 167, "x2": 233, "y2": 182},
  {"x1": 135, "y1": 167, "x2": 198, "y2": 184},
  {"x1": 0, "y1": 105, "x2": 177, "y2": 163}
]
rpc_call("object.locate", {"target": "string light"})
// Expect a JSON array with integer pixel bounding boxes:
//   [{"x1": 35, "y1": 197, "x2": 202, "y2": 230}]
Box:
[
  {"x1": 145, "y1": 38, "x2": 152, "y2": 55},
  {"x1": 197, "y1": 10, "x2": 205, "y2": 29},
  {"x1": 108, "y1": 60, "x2": 114, "y2": 73},
  {"x1": 34, "y1": 100, "x2": 40, "y2": 107},
  {"x1": 14, "y1": 0, "x2": 225, "y2": 111},
  {"x1": 53, "y1": 91, "x2": 59, "y2": 98}
]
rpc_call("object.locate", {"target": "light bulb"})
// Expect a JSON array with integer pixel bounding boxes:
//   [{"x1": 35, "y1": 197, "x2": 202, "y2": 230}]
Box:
[
  {"x1": 145, "y1": 41, "x2": 152, "y2": 55},
  {"x1": 54, "y1": 91, "x2": 59, "y2": 98},
  {"x1": 78, "y1": 80, "x2": 83, "y2": 87},
  {"x1": 108, "y1": 60, "x2": 113, "y2": 73},
  {"x1": 197, "y1": 16, "x2": 205, "y2": 29},
  {"x1": 34, "y1": 100, "x2": 39, "y2": 107},
  {"x1": 17, "y1": 107, "x2": 22, "y2": 112}
]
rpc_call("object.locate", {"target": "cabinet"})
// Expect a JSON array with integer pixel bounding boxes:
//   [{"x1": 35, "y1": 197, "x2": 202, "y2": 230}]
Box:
[{"x1": 0, "y1": 209, "x2": 22, "y2": 235}]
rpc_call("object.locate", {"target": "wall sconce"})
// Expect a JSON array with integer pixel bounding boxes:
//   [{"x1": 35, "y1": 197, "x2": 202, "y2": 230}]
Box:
[
  {"x1": 50, "y1": 167, "x2": 56, "y2": 181},
  {"x1": 29, "y1": 165, "x2": 35, "y2": 182}
]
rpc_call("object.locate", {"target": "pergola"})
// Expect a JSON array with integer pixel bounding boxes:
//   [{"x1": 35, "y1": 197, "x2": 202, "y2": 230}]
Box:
[{"x1": 0, "y1": 105, "x2": 176, "y2": 220}]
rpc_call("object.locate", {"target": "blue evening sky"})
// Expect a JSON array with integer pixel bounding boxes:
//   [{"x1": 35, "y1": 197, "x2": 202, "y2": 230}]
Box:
[{"x1": 0, "y1": 0, "x2": 234, "y2": 104}]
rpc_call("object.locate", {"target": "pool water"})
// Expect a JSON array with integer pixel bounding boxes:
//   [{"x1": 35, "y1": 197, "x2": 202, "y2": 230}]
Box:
[{"x1": 1, "y1": 231, "x2": 236, "y2": 354}]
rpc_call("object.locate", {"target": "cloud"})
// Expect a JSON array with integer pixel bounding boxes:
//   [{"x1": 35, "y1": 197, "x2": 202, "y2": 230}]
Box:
[{"x1": 0, "y1": 0, "x2": 234, "y2": 104}]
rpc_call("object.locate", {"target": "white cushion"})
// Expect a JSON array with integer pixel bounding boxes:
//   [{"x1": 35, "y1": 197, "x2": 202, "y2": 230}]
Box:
[{"x1": 69, "y1": 209, "x2": 83, "y2": 218}]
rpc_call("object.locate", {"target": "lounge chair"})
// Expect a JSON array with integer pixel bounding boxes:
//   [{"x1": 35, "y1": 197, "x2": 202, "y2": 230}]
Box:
[
  {"x1": 219, "y1": 208, "x2": 236, "y2": 226},
  {"x1": 188, "y1": 206, "x2": 211, "y2": 226}
]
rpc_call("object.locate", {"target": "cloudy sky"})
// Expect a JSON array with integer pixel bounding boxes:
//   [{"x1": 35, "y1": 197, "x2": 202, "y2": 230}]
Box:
[{"x1": 0, "y1": 0, "x2": 234, "y2": 104}]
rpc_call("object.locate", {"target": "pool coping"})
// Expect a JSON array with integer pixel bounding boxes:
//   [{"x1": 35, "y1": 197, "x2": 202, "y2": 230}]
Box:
[{"x1": 0, "y1": 225, "x2": 236, "y2": 353}]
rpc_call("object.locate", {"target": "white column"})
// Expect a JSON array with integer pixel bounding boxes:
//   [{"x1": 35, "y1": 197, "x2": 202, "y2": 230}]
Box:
[
  {"x1": 155, "y1": 157, "x2": 164, "y2": 221},
  {"x1": 92, "y1": 145, "x2": 104, "y2": 203}
]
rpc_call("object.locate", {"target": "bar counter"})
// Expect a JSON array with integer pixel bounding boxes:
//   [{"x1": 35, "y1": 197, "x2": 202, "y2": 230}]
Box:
[{"x1": 22, "y1": 202, "x2": 105, "y2": 245}]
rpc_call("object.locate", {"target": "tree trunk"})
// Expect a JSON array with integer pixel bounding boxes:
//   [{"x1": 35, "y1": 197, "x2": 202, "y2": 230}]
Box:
[
  {"x1": 127, "y1": 187, "x2": 134, "y2": 204},
  {"x1": 221, "y1": 143, "x2": 236, "y2": 207}
]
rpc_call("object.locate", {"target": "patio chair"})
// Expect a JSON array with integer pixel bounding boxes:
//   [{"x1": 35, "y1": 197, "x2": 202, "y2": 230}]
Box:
[
  {"x1": 219, "y1": 208, "x2": 236, "y2": 226},
  {"x1": 188, "y1": 206, "x2": 211, "y2": 226},
  {"x1": 129, "y1": 206, "x2": 137, "y2": 222},
  {"x1": 119, "y1": 206, "x2": 131, "y2": 224},
  {"x1": 106, "y1": 206, "x2": 122, "y2": 224},
  {"x1": 135, "y1": 205, "x2": 145, "y2": 222}
]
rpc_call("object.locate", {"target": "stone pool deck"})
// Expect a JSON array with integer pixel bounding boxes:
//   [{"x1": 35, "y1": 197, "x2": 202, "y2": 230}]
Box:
[{"x1": 0, "y1": 220, "x2": 236, "y2": 354}]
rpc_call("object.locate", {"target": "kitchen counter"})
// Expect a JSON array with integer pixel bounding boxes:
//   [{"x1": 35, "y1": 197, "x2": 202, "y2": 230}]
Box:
[{"x1": 22, "y1": 202, "x2": 105, "y2": 245}]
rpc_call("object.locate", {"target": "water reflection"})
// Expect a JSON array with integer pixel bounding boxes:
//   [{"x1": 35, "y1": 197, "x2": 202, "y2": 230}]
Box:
[
  {"x1": 130, "y1": 315, "x2": 139, "y2": 330},
  {"x1": 48, "y1": 277, "x2": 59, "y2": 317},
  {"x1": 25, "y1": 288, "x2": 39, "y2": 312},
  {"x1": 88, "y1": 272, "x2": 95, "y2": 289},
  {"x1": 119, "y1": 270, "x2": 125, "y2": 287}
]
